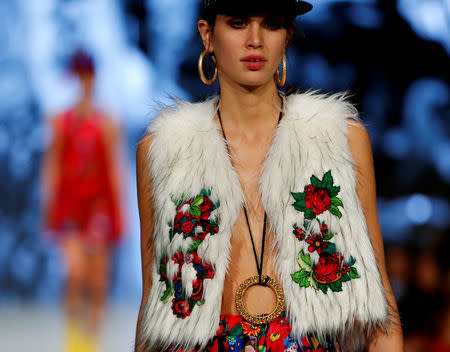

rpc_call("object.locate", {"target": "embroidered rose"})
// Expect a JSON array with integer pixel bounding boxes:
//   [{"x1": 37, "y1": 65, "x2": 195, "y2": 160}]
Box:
[
  {"x1": 171, "y1": 299, "x2": 191, "y2": 319},
  {"x1": 199, "y1": 196, "x2": 213, "y2": 219},
  {"x1": 305, "y1": 188, "x2": 332, "y2": 215},
  {"x1": 312, "y1": 253, "x2": 343, "y2": 284},
  {"x1": 181, "y1": 220, "x2": 195, "y2": 235},
  {"x1": 291, "y1": 170, "x2": 343, "y2": 219},
  {"x1": 306, "y1": 233, "x2": 329, "y2": 255}
]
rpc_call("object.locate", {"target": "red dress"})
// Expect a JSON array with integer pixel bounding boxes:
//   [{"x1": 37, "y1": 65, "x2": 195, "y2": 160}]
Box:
[{"x1": 47, "y1": 109, "x2": 122, "y2": 246}]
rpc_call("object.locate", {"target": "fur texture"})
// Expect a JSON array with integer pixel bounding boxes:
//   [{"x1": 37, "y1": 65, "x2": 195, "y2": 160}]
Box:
[{"x1": 138, "y1": 91, "x2": 389, "y2": 351}]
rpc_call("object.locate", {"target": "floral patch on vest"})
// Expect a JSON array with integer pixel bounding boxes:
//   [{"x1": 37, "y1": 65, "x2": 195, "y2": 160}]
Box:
[
  {"x1": 290, "y1": 170, "x2": 360, "y2": 294},
  {"x1": 159, "y1": 188, "x2": 220, "y2": 318}
]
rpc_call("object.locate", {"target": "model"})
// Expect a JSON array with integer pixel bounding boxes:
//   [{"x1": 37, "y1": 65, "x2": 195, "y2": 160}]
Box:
[
  {"x1": 42, "y1": 50, "x2": 123, "y2": 352},
  {"x1": 135, "y1": 1, "x2": 404, "y2": 351}
]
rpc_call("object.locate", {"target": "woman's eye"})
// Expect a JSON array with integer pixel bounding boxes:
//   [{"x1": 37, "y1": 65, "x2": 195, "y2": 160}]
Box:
[
  {"x1": 264, "y1": 17, "x2": 283, "y2": 30},
  {"x1": 229, "y1": 19, "x2": 246, "y2": 28}
]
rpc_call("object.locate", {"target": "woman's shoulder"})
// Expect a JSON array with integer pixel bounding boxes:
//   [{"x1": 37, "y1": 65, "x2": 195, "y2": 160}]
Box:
[
  {"x1": 285, "y1": 89, "x2": 360, "y2": 125},
  {"x1": 146, "y1": 96, "x2": 219, "y2": 135}
]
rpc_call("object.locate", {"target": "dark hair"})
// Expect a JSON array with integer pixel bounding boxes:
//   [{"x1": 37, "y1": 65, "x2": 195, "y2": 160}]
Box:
[{"x1": 68, "y1": 49, "x2": 95, "y2": 75}]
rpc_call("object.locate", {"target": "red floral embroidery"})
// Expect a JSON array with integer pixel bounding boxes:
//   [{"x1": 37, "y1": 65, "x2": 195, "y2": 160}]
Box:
[
  {"x1": 305, "y1": 186, "x2": 332, "y2": 215},
  {"x1": 159, "y1": 189, "x2": 220, "y2": 318},
  {"x1": 291, "y1": 172, "x2": 360, "y2": 294},
  {"x1": 306, "y1": 233, "x2": 329, "y2": 255}
]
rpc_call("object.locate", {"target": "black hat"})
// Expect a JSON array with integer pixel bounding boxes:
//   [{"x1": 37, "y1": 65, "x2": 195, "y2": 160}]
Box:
[{"x1": 200, "y1": 0, "x2": 313, "y2": 20}]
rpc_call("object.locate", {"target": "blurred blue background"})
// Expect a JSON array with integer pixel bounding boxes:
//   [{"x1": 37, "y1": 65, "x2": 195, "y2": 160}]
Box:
[{"x1": 0, "y1": 0, "x2": 449, "y2": 351}]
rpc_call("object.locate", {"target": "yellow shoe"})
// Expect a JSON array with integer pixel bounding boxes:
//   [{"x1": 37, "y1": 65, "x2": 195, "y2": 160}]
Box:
[
  {"x1": 64, "y1": 317, "x2": 83, "y2": 352},
  {"x1": 78, "y1": 329, "x2": 99, "y2": 352}
]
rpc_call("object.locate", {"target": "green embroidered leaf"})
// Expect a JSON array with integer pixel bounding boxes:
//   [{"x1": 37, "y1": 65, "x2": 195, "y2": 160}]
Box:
[
  {"x1": 349, "y1": 267, "x2": 360, "y2": 279},
  {"x1": 331, "y1": 197, "x2": 343, "y2": 207},
  {"x1": 169, "y1": 228, "x2": 176, "y2": 241},
  {"x1": 189, "y1": 239, "x2": 202, "y2": 251},
  {"x1": 160, "y1": 286, "x2": 173, "y2": 303},
  {"x1": 348, "y1": 256, "x2": 356, "y2": 266},
  {"x1": 329, "y1": 205, "x2": 342, "y2": 218},
  {"x1": 171, "y1": 193, "x2": 186, "y2": 207},
  {"x1": 188, "y1": 298, "x2": 196, "y2": 311},
  {"x1": 305, "y1": 208, "x2": 316, "y2": 220},
  {"x1": 229, "y1": 324, "x2": 243, "y2": 336},
  {"x1": 197, "y1": 298, "x2": 205, "y2": 306},
  {"x1": 291, "y1": 192, "x2": 306, "y2": 202},
  {"x1": 300, "y1": 276, "x2": 311, "y2": 288},
  {"x1": 293, "y1": 201, "x2": 307, "y2": 212},
  {"x1": 291, "y1": 269, "x2": 310, "y2": 284},
  {"x1": 192, "y1": 194, "x2": 203, "y2": 206},
  {"x1": 324, "y1": 242, "x2": 337, "y2": 254},
  {"x1": 329, "y1": 186, "x2": 341, "y2": 197},
  {"x1": 341, "y1": 274, "x2": 351, "y2": 282},
  {"x1": 322, "y1": 170, "x2": 333, "y2": 189},
  {"x1": 323, "y1": 231, "x2": 334, "y2": 241},
  {"x1": 329, "y1": 281, "x2": 343, "y2": 292},
  {"x1": 318, "y1": 283, "x2": 328, "y2": 294},
  {"x1": 190, "y1": 205, "x2": 202, "y2": 217},
  {"x1": 298, "y1": 250, "x2": 312, "y2": 268},
  {"x1": 311, "y1": 175, "x2": 322, "y2": 189}
]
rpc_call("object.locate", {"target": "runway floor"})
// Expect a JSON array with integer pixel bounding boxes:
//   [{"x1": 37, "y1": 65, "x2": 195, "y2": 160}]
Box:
[{"x1": 0, "y1": 303, "x2": 139, "y2": 352}]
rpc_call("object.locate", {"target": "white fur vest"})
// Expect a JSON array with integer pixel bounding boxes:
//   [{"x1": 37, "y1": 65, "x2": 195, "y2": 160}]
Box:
[{"x1": 139, "y1": 91, "x2": 389, "y2": 351}]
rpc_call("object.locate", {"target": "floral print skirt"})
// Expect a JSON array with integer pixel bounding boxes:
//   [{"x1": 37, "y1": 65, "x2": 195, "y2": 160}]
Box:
[{"x1": 168, "y1": 312, "x2": 341, "y2": 352}]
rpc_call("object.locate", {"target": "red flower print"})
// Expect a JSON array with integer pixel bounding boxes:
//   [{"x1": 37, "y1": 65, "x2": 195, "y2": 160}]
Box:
[
  {"x1": 293, "y1": 226, "x2": 306, "y2": 240},
  {"x1": 242, "y1": 322, "x2": 261, "y2": 336},
  {"x1": 306, "y1": 233, "x2": 329, "y2": 255},
  {"x1": 191, "y1": 279, "x2": 203, "y2": 301},
  {"x1": 266, "y1": 316, "x2": 291, "y2": 351},
  {"x1": 199, "y1": 196, "x2": 213, "y2": 219},
  {"x1": 202, "y1": 220, "x2": 211, "y2": 234},
  {"x1": 174, "y1": 212, "x2": 184, "y2": 230},
  {"x1": 304, "y1": 185, "x2": 315, "y2": 194},
  {"x1": 319, "y1": 223, "x2": 328, "y2": 234},
  {"x1": 305, "y1": 188, "x2": 332, "y2": 215},
  {"x1": 225, "y1": 315, "x2": 242, "y2": 331},
  {"x1": 181, "y1": 220, "x2": 195, "y2": 234},
  {"x1": 172, "y1": 251, "x2": 184, "y2": 266},
  {"x1": 342, "y1": 263, "x2": 350, "y2": 274},
  {"x1": 313, "y1": 253, "x2": 343, "y2": 284},
  {"x1": 171, "y1": 299, "x2": 191, "y2": 319},
  {"x1": 159, "y1": 256, "x2": 168, "y2": 280}
]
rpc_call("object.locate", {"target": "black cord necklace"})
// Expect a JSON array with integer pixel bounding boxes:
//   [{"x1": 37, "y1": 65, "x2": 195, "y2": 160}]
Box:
[
  {"x1": 216, "y1": 97, "x2": 287, "y2": 325},
  {"x1": 217, "y1": 102, "x2": 283, "y2": 285}
]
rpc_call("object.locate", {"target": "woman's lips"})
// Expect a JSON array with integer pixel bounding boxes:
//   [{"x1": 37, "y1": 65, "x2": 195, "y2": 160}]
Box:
[{"x1": 241, "y1": 56, "x2": 266, "y2": 71}]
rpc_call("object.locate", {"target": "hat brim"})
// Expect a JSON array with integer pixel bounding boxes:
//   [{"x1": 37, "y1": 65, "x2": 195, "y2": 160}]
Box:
[{"x1": 202, "y1": 0, "x2": 313, "y2": 19}]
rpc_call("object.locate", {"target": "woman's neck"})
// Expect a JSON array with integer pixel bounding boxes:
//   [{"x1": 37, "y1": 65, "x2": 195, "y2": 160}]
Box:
[{"x1": 217, "y1": 78, "x2": 283, "y2": 134}]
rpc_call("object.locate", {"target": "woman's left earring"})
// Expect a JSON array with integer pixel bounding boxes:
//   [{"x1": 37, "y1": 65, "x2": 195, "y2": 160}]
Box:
[
  {"x1": 198, "y1": 49, "x2": 218, "y2": 85},
  {"x1": 275, "y1": 53, "x2": 287, "y2": 87}
]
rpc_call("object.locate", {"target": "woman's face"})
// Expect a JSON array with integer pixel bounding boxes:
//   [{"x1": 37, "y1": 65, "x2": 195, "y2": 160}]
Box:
[{"x1": 198, "y1": 14, "x2": 292, "y2": 88}]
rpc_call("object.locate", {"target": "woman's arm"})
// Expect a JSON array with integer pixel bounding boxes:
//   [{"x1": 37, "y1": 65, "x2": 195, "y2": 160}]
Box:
[
  {"x1": 135, "y1": 134, "x2": 156, "y2": 352},
  {"x1": 41, "y1": 115, "x2": 63, "y2": 226},
  {"x1": 347, "y1": 121, "x2": 404, "y2": 351}
]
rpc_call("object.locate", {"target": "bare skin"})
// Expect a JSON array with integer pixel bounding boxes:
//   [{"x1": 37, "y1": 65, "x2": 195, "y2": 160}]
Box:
[
  {"x1": 135, "y1": 13, "x2": 404, "y2": 351},
  {"x1": 42, "y1": 71, "x2": 123, "y2": 339}
]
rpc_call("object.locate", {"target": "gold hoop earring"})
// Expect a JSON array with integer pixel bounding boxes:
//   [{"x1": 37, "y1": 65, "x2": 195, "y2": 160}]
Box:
[
  {"x1": 198, "y1": 49, "x2": 218, "y2": 85},
  {"x1": 275, "y1": 53, "x2": 287, "y2": 87}
]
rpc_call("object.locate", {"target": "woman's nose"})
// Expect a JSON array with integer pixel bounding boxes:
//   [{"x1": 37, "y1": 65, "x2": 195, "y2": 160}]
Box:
[{"x1": 246, "y1": 23, "x2": 263, "y2": 49}]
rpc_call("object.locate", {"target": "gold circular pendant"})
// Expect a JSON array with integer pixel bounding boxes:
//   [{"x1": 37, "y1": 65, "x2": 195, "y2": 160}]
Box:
[{"x1": 235, "y1": 275, "x2": 286, "y2": 325}]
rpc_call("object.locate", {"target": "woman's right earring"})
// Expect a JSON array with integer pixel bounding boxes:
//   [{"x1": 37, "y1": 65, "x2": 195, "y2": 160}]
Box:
[
  {"x1": 275, "y1": 53, "x2": 287, "y2": 87},
  {"x1": 198, "y1": 49, "x2": 218, "y2": 85}
]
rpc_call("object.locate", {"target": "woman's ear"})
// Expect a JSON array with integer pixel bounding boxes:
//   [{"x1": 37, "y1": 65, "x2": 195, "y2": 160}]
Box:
[{"x1": 198, "y1": 19, "x2": 214, "y2": 52}]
